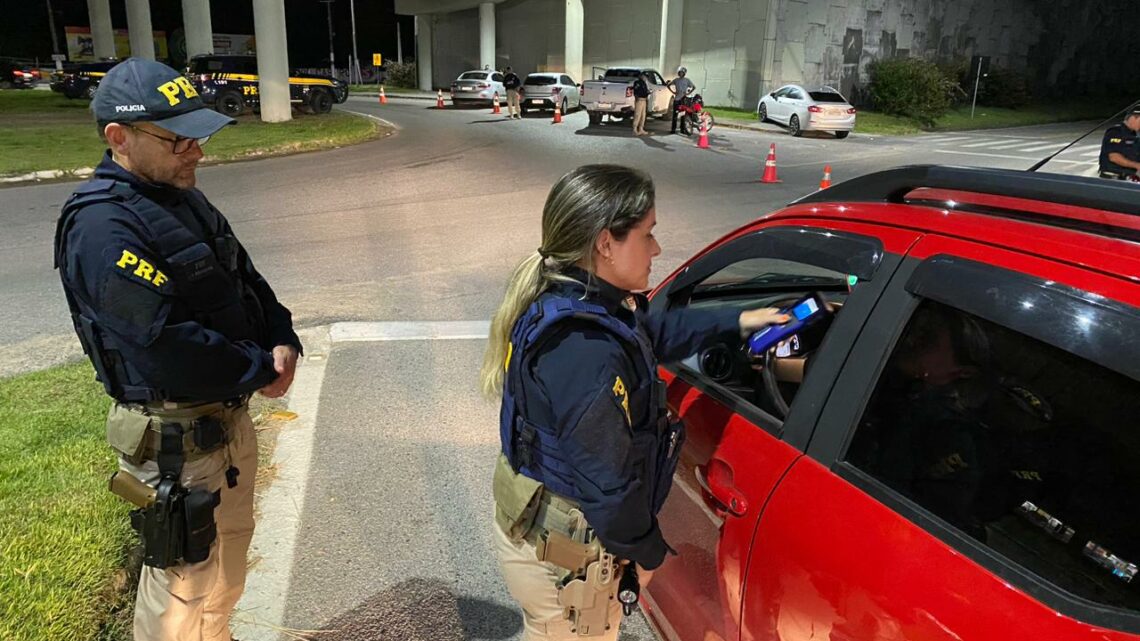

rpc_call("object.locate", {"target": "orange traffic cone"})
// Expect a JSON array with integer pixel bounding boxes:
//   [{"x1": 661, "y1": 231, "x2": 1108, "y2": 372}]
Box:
[
  {"x1": 819, "y1": 165, "x2": 832, "y2": 189},
  {"x1": 436, "y1": 89, "x2": 445, "y2": 109},
  {"x1": 552, "y1": 101, "x2": 562, "y2": 124},
  {"x1": 379, "y1": 85, "x2": 387, "y2": 105},
  {"x1": 761, "y1": 143, "x2": 781, "y2": 183},
  {"x1": 697, "y1": 113, "x2": 710, "y2": 149},
  {"x1": 492, "y1": 93, "x2": 501, "y2": 114}
]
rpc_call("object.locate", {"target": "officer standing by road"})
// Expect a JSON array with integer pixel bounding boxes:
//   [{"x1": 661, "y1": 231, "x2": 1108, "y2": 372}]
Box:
[
  {"x1": 631, "y1": 72, "x2": 650, "y2": 136},
  {"x1": 504, "y1": 66, "x2": 524, "y2": 120},
  {"x1": 481, "y1": 164, "x2": 788, "y2": 640},
  {"x1": 1098, "y1": 107, "x2": 1140, "y2": 178},
  {"x1": 666, "y1": 66, "x2": 695, "y2": 135},
  {"x1": 53, "y1": 58, "x2": 302, "y2": 641}
]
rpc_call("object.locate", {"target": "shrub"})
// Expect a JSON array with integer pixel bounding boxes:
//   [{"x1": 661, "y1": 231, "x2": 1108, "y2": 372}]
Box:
[
  {"x1": 977, "y1": 66, "x2": 1031, "y2": 108},
  {"x1": 383, "y1": 61, "x2": 418, "y2": 89},
  {"x1": 869, "y1": 58, "x2": 955, "y2": 126}
]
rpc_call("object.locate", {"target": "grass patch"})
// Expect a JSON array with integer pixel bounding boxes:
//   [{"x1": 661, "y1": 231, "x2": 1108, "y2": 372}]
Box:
[
  {"x1": 0, "y1": 90, "x2": 382, "y2": 177},
  {"x1": 707, "y1": 97, "x2": 1122, "y2": 136},
  {"x1": 348, "y1": 83, "x2": 417, "y2": 93},
  {"x1": 0, "y1": 362, "x2": 134, "y2": 641}
]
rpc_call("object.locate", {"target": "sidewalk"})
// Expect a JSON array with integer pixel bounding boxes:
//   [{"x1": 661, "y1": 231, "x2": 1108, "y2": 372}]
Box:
[
  {"x1": 351, "y1": 88, "x2": 438, "y2": 100},
  {"x1": 233, "y1": 322, "x2": 660, "y2": 641}
]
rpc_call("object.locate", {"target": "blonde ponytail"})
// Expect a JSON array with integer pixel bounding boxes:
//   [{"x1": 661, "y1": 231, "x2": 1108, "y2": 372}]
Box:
[{"x1": 480, "y1": 252, "x2": 548, "y2": 399}]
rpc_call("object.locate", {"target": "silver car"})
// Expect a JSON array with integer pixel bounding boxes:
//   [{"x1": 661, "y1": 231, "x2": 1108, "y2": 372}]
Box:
[
  {"x1": 520, "y1": 72, "x2": 582, "y2": 114},
  {"x1": 756, "y1": 84, "x2": 857, "y2": 138},
  {"x1": 450, "y1": 70, "x2": 506, "y2": 106}
]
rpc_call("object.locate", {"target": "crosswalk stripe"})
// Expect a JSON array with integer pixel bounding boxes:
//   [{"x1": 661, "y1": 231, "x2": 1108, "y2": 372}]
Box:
[
  {"x1": 1013, "y1": 143, "x2": 1066, "y2": 153},
  {"x1": 1081, "y1": 149, "x2": 1102, "y2": 157},
  {"x1": 1068, "y1": 144, "x2": 1101, "y2": 154},
  {"x1": 959, "y1": 139, "x2": 1019, "y2": 148},
  {"x1": 922, "y1": 136, "x2": 971, "y2": 143}
]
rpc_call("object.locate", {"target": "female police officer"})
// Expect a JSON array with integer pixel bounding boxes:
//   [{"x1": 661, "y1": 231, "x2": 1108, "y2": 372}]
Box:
[{"x1": 481, "y1": 164, "x2": 788, "y2": 640}]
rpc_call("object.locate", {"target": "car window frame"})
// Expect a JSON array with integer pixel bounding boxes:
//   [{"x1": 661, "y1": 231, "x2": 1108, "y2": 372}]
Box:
[
  {"x1": 810, "y1": 253, "x2": 1140, "y2": 634},
  {"x1": 492, "y1": 72, "x2": 505, "y2": 83},
  {"x1": 561, "y1": 74, "x2": 574, "y2": 86},
  {"x1": 650, "y1": 225, "x2": 894, "y2": 446}
]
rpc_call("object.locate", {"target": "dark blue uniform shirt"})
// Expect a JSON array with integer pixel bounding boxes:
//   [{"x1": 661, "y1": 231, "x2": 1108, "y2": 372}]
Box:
[
  {"x1": 58, "y1": 152, "x2": 301, "y2": 402},
  {"x1": 1099, "y1": 123, "x2": 1138, "y2": 175},
  {"x1": 526, "y1": 268, "x2": 740, "y2": 568}
]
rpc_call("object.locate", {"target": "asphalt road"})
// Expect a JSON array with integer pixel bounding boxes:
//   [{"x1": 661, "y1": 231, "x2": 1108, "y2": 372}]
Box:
[{"x1": 0, "y1": 96, "x2": 1099, "y2": 377}]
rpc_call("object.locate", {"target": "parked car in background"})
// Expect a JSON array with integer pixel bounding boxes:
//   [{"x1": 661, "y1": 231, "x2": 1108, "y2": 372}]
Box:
[
  {"x1": 580, "y1": 67, "x2": 672, "y2": 125},
  {"x1": 58, "y1": 61, "x2": 119, "y2": 99},
  {"x1": 188, "y1": 54, "x2": 347, "y2": 116},
  {"x1": 0, "y1": 59, "x2": 40, "y2": 89},
  {"x1": 642, "y1": 164, "x2": 1140, "y2": 641},
  {"x1": 520, "y1": 72, "x2": 581, "y2": 115},
  {"x1": 757, "y1": 84, "x2": 856, "y2": 138},
  {"x1": 449, "y1": 70, "x2": 506, "y2": 107}
]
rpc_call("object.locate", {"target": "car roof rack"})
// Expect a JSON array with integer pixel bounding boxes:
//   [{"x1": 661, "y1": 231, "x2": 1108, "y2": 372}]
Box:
[{"x1": 793, "y1": 164, "x2": 1140, "y2": 219}]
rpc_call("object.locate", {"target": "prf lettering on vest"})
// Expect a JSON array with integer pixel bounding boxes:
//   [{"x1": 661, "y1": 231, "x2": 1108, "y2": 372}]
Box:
[
  {"x1": 156, "y1": 76, "x2": 199, "y2": 106},
  {"x1": 612, "y1": 375, "x2": 631, "y2": 425},
  {"x1": 116, "y1": 249, "x2": 169, "y2": 287}
]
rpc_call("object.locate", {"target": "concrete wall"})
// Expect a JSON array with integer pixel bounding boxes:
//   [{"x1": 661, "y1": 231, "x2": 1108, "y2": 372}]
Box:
[
  {"x1": 422, "y1": 0, "x2": 1102, "y2": 107},
  {"x1": 767, "y1": 0, "x2": 1043, "y2": 102}
]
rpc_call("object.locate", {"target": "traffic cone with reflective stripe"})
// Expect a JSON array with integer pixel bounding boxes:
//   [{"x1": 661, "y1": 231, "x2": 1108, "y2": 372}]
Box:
[
  {"x1": 379, "y1": 85, "x2": 387, "y2": 105},
  {"x1": 492, "y1": 93, "x2": 501, "y2": 114},
  {"x1": 436, "y1": 89, "x2": 445, "y2": 109},
  {"x1": 819, "y1": 165, "x2": 832, "y2": 189},
  {"x1": 761, "y1": 143, "x2": 781, "y2": 183},
  {"x1": 697, "y1": 113, "x2": 710, "y2": 149},
  {"x1": 552, "y1": 101, "x2": 563, "y2": 124}
]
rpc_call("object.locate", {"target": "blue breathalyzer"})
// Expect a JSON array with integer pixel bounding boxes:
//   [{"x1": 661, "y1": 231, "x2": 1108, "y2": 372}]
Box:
[{"x1": 746, "y1": 294, "x2": 830, "y2": 357}]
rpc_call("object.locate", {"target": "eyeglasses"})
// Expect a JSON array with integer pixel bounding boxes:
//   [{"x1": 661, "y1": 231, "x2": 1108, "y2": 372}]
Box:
[{"x1": 127, "y1": 125, "x2": 210, "y2": 154}]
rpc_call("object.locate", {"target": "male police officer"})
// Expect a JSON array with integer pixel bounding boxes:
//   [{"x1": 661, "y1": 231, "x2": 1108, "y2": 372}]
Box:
[
  {"x1": 504, "y1": 66, "x2": 523, "y2": 120},
  {"x1": 1098, "y1": 107, "x2": 1140, "y2": 178},
  {"x1": 666, "y1": 66, "x2": 695, "y2": 135},
  {"x1": 53, "y1": 58, "x2": 301, "y2": 641},
  {"x1": 632, "y1": 72, "x2": 650, "y2": 136}
]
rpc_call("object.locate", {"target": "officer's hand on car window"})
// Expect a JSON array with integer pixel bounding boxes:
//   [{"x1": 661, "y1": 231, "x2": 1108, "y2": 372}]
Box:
[
  {"x1": 738, "y1": 308, "x2": 792, "y2": 337},
  {"x1": 259, "y1": 344, "x2": 299, "y2": 398}
]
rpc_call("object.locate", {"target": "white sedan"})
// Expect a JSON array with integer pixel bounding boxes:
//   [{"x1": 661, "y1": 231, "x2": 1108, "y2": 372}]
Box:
[
  {"x1": 450, "y1": 70, "x2": 507, "y2": 106},
  {"x1": 756, "y1": 84, "x2": 856, "y2": 138},
  {"x1": 520, "y1": 72, "x2": 582, "y2": 114}
]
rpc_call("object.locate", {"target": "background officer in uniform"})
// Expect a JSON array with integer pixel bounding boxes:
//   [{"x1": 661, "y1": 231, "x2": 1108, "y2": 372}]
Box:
[
  {"x1": 631, "y1": 72, "x2": 650, "y2": 136},
  {"x1": 666, "y1": 66, "x2": 695, "y2": 135},
  {"x1": 504, "y1": 66, "x2": 523, "y2": 120},
  {"x1": 1098, "y1": 107, "x2": 1140, "y2": 178},
  {"x1": 481, "y1": 164, "x2": 788, "y2": 640},
  {"x1": 53, "y1": 58, "x2": 301, "y2": 641}
]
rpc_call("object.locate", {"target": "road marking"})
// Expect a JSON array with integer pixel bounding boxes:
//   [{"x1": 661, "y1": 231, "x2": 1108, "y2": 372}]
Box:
[
  {"x1": 933, "y1": 148, "x2": 1095, "y2": 165},
  {"x1": 1069, "y1": 144, "x2": 1101, "y2": 155},
  {"x1": 959, "y1": 139, "x2": 1020, "y2": 149},
  {"x1": 921, "y1": 135, "x2": 970, "y2": 143},
  {"x1": 234, "y1": 327, "x2": 331, "y2": 641},
  {"x1": 330, "y1": 320, "x2": 491, "y2": 342},
  {"x1": 1014, "y1": 142, "x2": 1067, "y2": 153}
]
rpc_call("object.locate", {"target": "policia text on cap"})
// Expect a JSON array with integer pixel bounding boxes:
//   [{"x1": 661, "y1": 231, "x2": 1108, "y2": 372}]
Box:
[
  {"x1": 53, "y1": 58, "x2": 302, "y2": 641},
  {"x1": 483, "y1": 165, "x2": 790, "y2": 640}
]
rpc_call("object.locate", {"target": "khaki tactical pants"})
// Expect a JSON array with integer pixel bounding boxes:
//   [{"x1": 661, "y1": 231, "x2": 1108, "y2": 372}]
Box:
[
  {"x1": 114, "y1": 403, "x2": 258, "y2": 641},
  {"x1": 507, "y1": 89, "x2": 521, "y2": 117},
  {"x1": 632, "y1": 98, "x2": 648, "y2": 134},
  {"x1": 493, "y1": 518, "x2": 622, "y2": 641}
]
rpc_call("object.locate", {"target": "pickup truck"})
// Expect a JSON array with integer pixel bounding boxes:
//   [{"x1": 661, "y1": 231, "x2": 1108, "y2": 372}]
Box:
[{"x1": 580, "y1": 67, "x2": 673, "y2": 125}]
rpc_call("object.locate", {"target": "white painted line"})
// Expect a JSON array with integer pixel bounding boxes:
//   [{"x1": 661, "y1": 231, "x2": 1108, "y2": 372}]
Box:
[
  {"x1": 1014, "y1": 143, "x2": 1067, "y2": 153},
  {"x1": 921, "y1": 136, "x2": 970, "y2": 144},
  {"x1": 1080, "y1": 149, "x2": 1102, "y2": 157},
  {"x1": 959, "y1": 139, "x2": 1022, "y2": 149},
  {"x1": 1069, "y1": 144, "x2": 1101, "y2": 155},
  {"x1": 330, "y1": 320, "x2": 491, "y2": 342},
  {"x1": 233, "y1": 327, "x2": 331, "y2": 641},
  {"x1": 932, "y1": 149, "x2": 1095, "y2": 165}
]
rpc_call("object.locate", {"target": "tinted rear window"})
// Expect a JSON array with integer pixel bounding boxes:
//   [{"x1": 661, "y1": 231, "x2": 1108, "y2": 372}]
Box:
[
  {"x1": 604, "y1": 69, "x2": 640, "y2": 80},
  {"x1": 525, "y1": 75, "x2": 557, "y2": 86},
  {"x1": 809, "y1": 91, "x2": 847, "y2": 103},
  {"x1": 459, "y1": 72, "x2": 488, "y2": 80}
]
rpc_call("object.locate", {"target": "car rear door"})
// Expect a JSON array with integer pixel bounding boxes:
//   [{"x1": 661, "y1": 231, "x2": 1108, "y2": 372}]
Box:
[
  {"x1": 643, "y1": 219, "x2": 921, "y2": 641},
  {"x1": 739, "y1": 233, "x2": 1140, "y2": 641}
]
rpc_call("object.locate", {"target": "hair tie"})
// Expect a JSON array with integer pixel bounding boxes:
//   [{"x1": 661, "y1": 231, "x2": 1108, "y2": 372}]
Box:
[{"x1": 537, "y1": 248, "x2": 550, "y2": 259}]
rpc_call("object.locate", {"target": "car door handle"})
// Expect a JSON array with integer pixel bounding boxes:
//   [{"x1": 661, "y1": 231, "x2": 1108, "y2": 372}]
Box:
[{"x1": 694, "y1": 461, "x2": 748, "y2": 517}]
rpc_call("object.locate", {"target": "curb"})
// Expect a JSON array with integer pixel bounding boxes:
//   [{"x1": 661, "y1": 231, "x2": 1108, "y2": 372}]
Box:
[{"x1": 349, "y1": 92, "x2": 436, "y2": 101}]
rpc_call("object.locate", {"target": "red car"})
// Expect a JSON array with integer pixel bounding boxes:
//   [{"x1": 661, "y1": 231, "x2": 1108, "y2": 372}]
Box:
[{"x1": 643, "y1": 165, "x2": 1140, "y2": 641}]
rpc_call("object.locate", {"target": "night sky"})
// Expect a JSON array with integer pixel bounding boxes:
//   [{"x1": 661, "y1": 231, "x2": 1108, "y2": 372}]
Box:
[{"x1": 0, "y1": 0, "x2": 414, "y2": 69}]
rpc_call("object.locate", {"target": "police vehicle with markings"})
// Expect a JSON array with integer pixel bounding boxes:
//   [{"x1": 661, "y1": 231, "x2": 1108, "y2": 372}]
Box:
[
  {"x1": 187, "y1": 55, "x2": 348, "y2": 117},
  {"x1": 57, "y1": 60, "x2": 121, "y2": 100}
]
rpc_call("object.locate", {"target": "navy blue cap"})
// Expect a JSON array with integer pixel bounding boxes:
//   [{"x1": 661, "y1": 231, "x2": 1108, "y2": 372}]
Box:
[{"x1": 92, "y1": 58, "x2": 234, "y2": 138}]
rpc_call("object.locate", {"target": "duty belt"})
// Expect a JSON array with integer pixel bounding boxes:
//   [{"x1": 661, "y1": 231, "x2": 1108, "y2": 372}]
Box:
[{"x1": 134, "y1": 396, "x2": 249, "y2": 462}]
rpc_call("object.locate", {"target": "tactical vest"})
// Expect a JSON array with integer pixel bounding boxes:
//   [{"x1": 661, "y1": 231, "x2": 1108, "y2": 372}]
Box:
[
  {"x1": 54, "y1": 178, "x2": 266, "y2": 402},
  {"x1": 500, "y1": 294, "x2": 682, "y2": 511}
]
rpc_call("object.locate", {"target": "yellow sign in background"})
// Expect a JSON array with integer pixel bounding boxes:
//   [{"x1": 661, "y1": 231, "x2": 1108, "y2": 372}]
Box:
[{"x1": 372, "y1": 53, "x2": 382, "y2": 66}]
